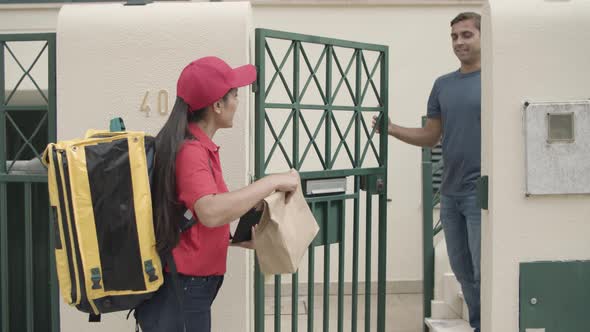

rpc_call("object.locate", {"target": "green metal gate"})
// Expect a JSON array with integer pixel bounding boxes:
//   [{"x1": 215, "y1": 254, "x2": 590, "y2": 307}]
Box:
[
  {"x1": 0, "y1": 33, "x2": 59, "y2": 332},
  {"x1": 254, "y1": 29, "x2": 388, "y2": 332}
]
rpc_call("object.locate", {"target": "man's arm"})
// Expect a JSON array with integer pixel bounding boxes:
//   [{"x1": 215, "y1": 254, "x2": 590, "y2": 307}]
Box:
[
  {"x1": 373, "y1": 116, "x2": 442, "y2": 147},
  {"x1": 390, "y1": 117, "x2": 442, "y2": 147}
]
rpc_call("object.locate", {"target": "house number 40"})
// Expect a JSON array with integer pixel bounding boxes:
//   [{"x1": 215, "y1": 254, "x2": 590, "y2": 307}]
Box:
[{"x1": 140, "y1": 90, "x2": 169, "y2": 117}]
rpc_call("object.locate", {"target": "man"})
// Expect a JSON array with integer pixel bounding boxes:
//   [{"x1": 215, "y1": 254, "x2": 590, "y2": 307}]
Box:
[{"x1": 373, "y1": 12, "x2": 481, "y2": 332}]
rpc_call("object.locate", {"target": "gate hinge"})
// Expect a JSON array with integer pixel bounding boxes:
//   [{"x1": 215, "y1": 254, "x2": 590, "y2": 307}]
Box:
[
  {"x1": 477, "y1": 175, "x2": 488, "y2": 210},
  {"x1": 251, "y1": 76, "x2": 259, "y2": 94}
]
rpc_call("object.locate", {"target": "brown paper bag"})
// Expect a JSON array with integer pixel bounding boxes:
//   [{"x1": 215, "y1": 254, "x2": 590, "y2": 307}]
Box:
[{"x1": 254, "y1": 185, "x2": 319, "y2": 274}]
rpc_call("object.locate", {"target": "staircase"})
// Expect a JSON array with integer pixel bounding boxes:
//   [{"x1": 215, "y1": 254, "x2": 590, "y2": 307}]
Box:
[{"x1": 425, "y1": 238, "x2": 472, "y2": 332}]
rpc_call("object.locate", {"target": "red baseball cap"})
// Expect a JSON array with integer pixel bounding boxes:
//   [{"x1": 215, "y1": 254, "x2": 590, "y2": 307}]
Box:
[{"x1": 177, "y1": 56, "x2": 257, "y2": 112}]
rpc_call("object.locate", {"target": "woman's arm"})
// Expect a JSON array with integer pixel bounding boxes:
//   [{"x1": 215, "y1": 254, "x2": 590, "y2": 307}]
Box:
[{"x1": 194, "y1": 170, "x2": 299, "y2": 228}]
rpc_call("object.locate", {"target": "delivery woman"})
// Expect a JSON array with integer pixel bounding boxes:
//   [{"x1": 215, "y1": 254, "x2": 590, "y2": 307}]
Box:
[{"x1": 136, "y1": 56, "x2": 299, "y2": 332}]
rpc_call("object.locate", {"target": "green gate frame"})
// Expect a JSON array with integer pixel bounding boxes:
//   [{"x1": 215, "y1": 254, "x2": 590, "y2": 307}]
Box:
[
  {"x1": 421, "y1": 116, "x2": 443, "y2": 332},
  {"x1": 0, "y1": 33, "x2": 59, "y2": 332},
  {"x1": 254, "y1": 28, "x2": 389, "y2": 332}
]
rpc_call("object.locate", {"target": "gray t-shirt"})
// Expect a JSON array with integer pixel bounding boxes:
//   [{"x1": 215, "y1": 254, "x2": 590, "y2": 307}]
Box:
[{"x1": 426, "y1": 69, "x2": 481, "y2": 195}]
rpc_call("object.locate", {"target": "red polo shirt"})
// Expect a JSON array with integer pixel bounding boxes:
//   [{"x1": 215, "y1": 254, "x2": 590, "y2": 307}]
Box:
[{"x1": 172, "y1": 123, "x2": 230, "y2": 276}]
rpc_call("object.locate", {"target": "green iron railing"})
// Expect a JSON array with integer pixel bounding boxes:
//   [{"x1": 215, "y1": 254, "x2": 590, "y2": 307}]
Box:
[
  {"x1": 421, "y1": 116, "x2": 443, "y2": 332},
  {"x1": 0, "y1": 33, "x2": 59, "y2": 332},
  {"x1": 254, "y1": 29, "x2": 389, "y2": 332}
]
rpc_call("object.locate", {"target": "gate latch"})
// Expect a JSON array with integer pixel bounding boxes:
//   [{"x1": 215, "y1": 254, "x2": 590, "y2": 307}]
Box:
[{"x1": 360, "y1": 174, "x2": 385, "y2": 194}]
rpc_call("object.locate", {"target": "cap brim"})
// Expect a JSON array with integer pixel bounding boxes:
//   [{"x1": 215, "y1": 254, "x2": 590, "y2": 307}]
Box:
[{"x1": 229, "y1": 64, "x2": 257, "y2": 88}]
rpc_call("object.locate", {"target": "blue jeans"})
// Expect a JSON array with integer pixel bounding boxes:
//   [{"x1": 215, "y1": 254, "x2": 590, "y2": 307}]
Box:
[
  {"x1": 441, "y1": 194, "x2": 481, "y2": 332},
  {"x1": 136, "y1": 273, "x2": 224, "y2": 332}
]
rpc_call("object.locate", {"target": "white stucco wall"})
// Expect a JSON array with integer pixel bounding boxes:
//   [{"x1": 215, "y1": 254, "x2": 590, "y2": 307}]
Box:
[
  {"x1": 481, "y1": 1, "x2": 590, "y2": 331},
  {"x1": 56, "y1": 3, "x2": 253, "y2": 332}
]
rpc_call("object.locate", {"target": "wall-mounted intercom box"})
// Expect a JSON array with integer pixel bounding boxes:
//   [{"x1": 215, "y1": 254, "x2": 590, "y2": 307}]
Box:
[{"x1": 524, "y1": 100, "x2": 590, "y2": 195}]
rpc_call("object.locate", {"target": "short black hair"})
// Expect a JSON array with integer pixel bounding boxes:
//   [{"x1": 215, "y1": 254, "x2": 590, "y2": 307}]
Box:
[{"x1": 451, "y1": 12, "x2": 481, "y2": 31}]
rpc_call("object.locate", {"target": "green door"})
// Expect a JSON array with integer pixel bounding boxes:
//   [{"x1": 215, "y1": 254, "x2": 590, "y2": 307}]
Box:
[
  {"x1": 0, "y1": 33, "x2": 59, "y2": 332},
  {"x1": 254, "y1": 29, "x2": 389, "y2": 332}
]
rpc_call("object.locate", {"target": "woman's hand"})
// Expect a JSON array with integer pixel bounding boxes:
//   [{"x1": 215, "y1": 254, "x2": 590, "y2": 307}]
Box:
[
  {"x1": 271, "y1": 169, "x2": 299, "y2": 202},
  {"x1": 254, "y1": 201, "x2": 264, "y2": 211},
  {"x1": 232, "y1": 225, "x2": 257, "y2": 250},
  {"x1": 273, "y1": 169, "x2": 299, "y2": 192}
]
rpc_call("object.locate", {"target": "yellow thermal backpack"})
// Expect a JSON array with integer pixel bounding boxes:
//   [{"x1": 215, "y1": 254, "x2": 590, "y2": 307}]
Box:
[{"x1": 42, "y1": 121, "x2": 163, "y2": 320}]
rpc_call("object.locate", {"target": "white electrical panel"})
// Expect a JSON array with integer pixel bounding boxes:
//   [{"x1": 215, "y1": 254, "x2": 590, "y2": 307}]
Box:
[{"x1": 524, "y1": 100, "x2": 590, "y2": 195}]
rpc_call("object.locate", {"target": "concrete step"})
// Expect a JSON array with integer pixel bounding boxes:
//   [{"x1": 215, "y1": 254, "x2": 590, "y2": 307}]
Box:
[
  {"x1": 425, "y1": 318, "x2": 473, "y2": 332},
  {"x1": 434, "y1": 238, "x2": 454, "y2": 300},
  {"x1": 433, "y1": 238, "x2": 471, "y2": 330},
  {"x1": 442, "y1": 272, "x2": 462, "y2": 316},
  {"x1": 431, "y1": 300, "x2": 460, "y2": 319}
]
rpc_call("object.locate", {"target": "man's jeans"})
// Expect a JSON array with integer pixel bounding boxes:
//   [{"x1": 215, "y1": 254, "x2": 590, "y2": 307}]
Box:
[{"x1": 441, "y1": 194, "x2": 481, "y2": 332}]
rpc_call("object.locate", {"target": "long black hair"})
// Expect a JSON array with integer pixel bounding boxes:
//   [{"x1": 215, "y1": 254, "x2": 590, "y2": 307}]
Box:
[
  {"x1": 152, "y1": 97, "x2": 205, "y2": 255},
  {"x1": 152, "y1": 90, "x2": 233, "y2": 255}
]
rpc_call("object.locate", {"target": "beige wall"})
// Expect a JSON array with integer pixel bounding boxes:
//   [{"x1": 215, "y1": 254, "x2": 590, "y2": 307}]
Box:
[
  {"x1": 55, "y1": 3, "x2": 253, "y2": 332},
  {"x1": 481, "y1": 0, "x2": 590, "y2": 331},
  {"x1": 0, "y1": 4, "x2": 59, "y2": 33}
]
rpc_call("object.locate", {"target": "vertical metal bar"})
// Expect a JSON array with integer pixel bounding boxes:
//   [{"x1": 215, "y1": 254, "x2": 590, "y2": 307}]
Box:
[
  {"x1": 47, "y1": 34, "x2": 56, "y2": 143},
  {"x1": 365, "y1": 194, "x2": 372, "y2": 332},
  {"x1": 254, "y1": 29, "x2": 267, "y2": 179},
  {"x1": 377, "y1": 48, "x2": 389, "y2": 332},
  {"x1": 323, "y1": 204, "x2": 331, "y2": 332},
  {"x1": 48, "y1": 195, "x2": 59, "y2": 332},
  {"x1": 337, "y1": 200, "x2": 345, "y2": 332},
  {"x1": 422, "y1": 165, "x2": 434, "y2": 332},
  {"x1": 307, "y1": 242, "x2": 315, "y2": 332},
  {"x1": 275, "y1": 275, "x2": 281, "y2": 332},
  {"x1": 351, "y1": 177, "x2": 360, "y2": 332},
  {"x1": 293, "y1": 41, "x2": 300, "y2": 170},
  {"x1": 0, "y1": 183, "x2": 8, "y2": 332},
  {"x1": 355, "y1": 49, "x2": 362, "y2": 168},
  {"x1": 47, "y1": 33, "x2": 59, "y2": 332},
  {"x1": 325, "y1": 46, "x2": 332, "y2": 169},
  {"x1": 0, "y1": 41, "x2": 8, "y2": 332},
  {"x1": 352, "y1": 47, "x2": 363, "y2": 332},
  {"x1": 255, "y1": 258, "x2": 265, "y2": 332},
  {"x1": 421, "y1": 124, "x2": 434, "y2": 332},
  {"x1": 0, "y1": 41, "x2": 6, "y2": 173},
  {"x1": 377, "y1": 191, "x2": 388, "y2": 332},
  {"x1": 24, "y1": 183, "x2": 34, "y2": 332},
  {"x1": 254, "y1": 29, "x2": 267, "y2": 332},
  {"x1": 292, "y1": 272, "x2": 298, "y2": 332}
]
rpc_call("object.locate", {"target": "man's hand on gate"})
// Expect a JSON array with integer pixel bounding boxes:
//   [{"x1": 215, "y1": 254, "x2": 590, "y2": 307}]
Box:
[{"x1": 372, "y1": 115, "x2": 393, "y2": 135}]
